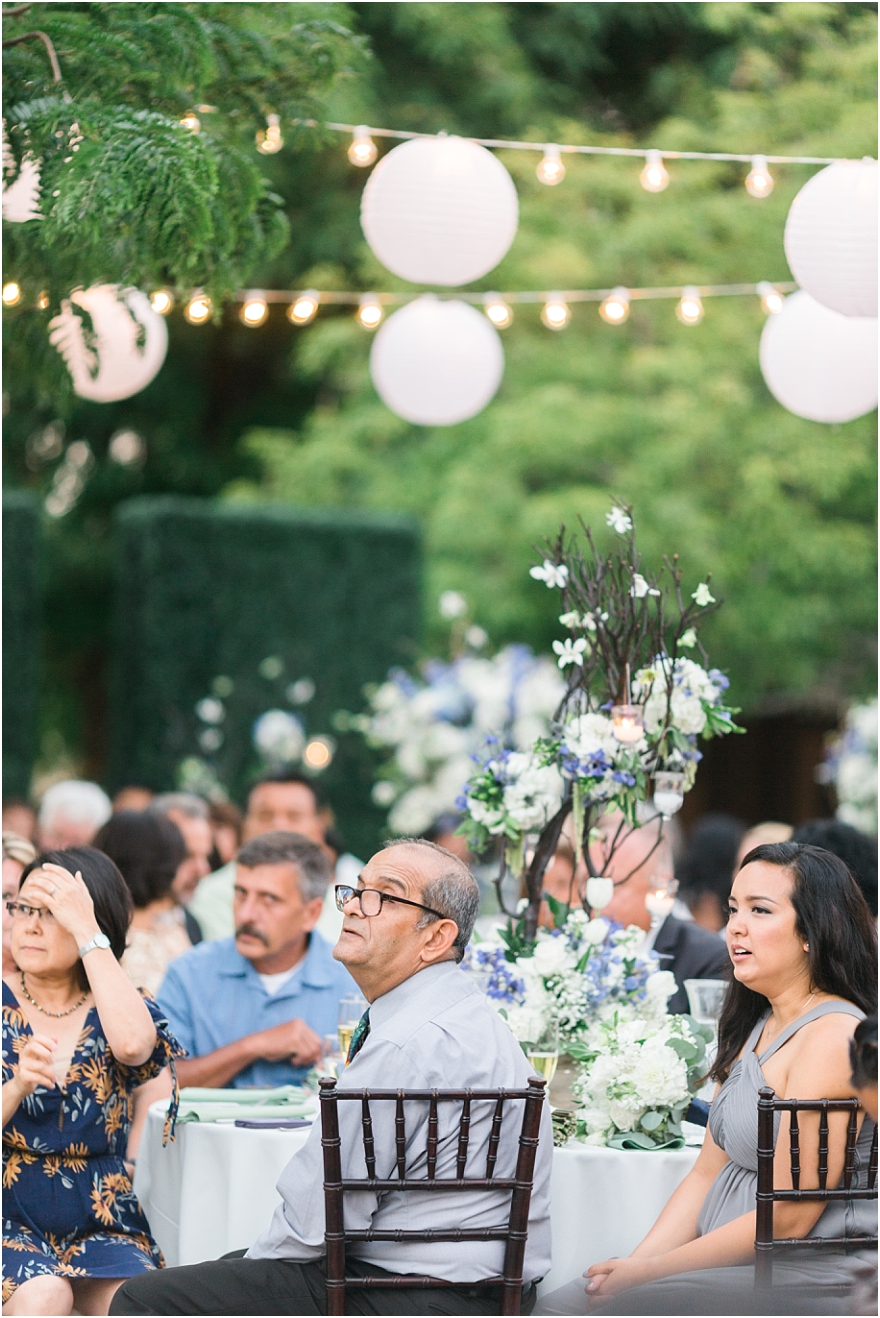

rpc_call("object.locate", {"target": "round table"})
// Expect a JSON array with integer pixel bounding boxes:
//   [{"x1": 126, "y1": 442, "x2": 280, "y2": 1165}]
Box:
[{"x1": 135, "y1": 1103, "x2": 700, "y2": 1296}]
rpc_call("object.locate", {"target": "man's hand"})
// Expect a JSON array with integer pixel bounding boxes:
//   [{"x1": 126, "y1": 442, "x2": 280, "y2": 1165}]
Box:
[{"x1": 253, "y1": 1018, "x2": 323, "y2": 1066}]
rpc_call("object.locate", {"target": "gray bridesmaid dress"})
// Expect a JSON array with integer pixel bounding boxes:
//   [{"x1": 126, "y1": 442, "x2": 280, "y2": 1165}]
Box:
[{"x1": 535, "y1": 1001, "x2": 877, "y2": 1316}]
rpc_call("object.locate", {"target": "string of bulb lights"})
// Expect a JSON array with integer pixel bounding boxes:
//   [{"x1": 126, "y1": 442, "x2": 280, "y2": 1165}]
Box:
[
  {"x1": 131, "y1": 280, "x2": 795, "y2": 330},
  {"x1": 174, "y1": 106, "x2": 863, "y2": 197}
]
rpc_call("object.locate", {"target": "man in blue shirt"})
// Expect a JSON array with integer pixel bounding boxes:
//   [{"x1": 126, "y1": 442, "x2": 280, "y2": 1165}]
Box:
[{"x1": 157, "y1": 831, "x2": 357, "y2": 1087}]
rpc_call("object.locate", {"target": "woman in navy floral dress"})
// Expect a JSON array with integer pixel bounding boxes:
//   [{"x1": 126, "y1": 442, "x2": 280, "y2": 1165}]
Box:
[{"x1": 2, "y1": 847, "x2": 185, "y2": 1315}]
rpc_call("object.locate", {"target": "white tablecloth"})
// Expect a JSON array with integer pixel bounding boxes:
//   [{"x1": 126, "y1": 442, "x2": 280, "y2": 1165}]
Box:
[{"x1": 136, "y1": 1104, "x2": 699, "y2": 1295}]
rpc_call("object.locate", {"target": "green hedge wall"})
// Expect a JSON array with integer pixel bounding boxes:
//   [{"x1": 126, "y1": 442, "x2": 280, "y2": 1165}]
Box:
[
  {"x1": 3, "y1": 491, "x2": 41, "y2": 799},
  {"x1": 108, "y1": 496, "x2": 421, "y2": 859}
]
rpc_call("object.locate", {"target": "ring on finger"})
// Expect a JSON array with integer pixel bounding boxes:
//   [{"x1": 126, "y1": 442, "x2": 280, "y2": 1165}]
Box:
[{"x1": 48, "y1": 885, "x2": 57, "y2": 895}]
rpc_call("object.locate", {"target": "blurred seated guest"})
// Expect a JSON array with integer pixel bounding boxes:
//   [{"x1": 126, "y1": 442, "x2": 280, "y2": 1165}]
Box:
[
  {"x1": 793, "y1": 818, "x2": 878, "y2": 917},
  {"x1": 536, "y1": 842, "x2": 877, "y2": 1316},
  {"x1": 2, "y1": 798, "x2": 37, "y2": 843},
  {"x1": 158, "y1": 833, "x2": 355, "y2": 1088},
  {"x1": 2, "y1": 846, "x2": 184, "y2": 1317},
  {"x1": 851, "y1": 1014, "x2": 878, "y2": 1119},
  {"x1": 93, "y1": 811, "x2": 192, "y2": 995},
  {"x1": 422, "y1": 811, "x2": 472, "y2": 864},
  {"x1": 112, "y1": 787, "x2": 154, "y2": 813},
  {"x1": 3, "y1": 832, "x2": 37, "y2": 974},
  {"x1": 189, "y1": 773, "x2": 360, "y2": 945},
  {"x1": 207, "y1": 798, "x2": 242, "y2": 869},
  {"x1": 38, "y1": 779, "x2": 112, "y2": 851},
  {"x1": 112, "y1": 839, "x2": 551, "y2": 1317},
  {"x1": 735, "y1": 820, "x2": 792, "y2": 868},
  {"x1": 595, "y1": 814, "x2": 729, "y2": 1014},
  {"x1": 149, "y1": 794, "x2": 213, "y2": 943},
  {"x1": 677, "y1": 814, "x2": 745, "y2": 933}
]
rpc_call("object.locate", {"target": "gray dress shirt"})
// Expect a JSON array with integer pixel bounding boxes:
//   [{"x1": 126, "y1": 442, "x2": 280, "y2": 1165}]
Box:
[{"x1": 247, "y1": 959, "x2": 553, "y2": 1284}]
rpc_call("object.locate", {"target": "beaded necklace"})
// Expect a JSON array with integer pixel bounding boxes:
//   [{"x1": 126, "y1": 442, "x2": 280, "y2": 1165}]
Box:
[{"x1": 19, "y1": 971, "x2": 89, "y2": 1018}]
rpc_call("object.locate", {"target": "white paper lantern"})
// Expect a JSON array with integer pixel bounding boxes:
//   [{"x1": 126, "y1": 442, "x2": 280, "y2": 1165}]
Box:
[
  {"x1": 759, "y1": 290, "x2": 877, "y2": 424},
  {"x1": 784, "y1": 159, "x2": 878, "y2": 318},
  {"x1": 361, "y1": 136, "x2": 519, "y2": 287},
  {"x1": 370, "y1": 295, "x2": 504, "y2": 426},
  {"x1": 48, "y1": 284, "x2": 168, "y2": 401}
]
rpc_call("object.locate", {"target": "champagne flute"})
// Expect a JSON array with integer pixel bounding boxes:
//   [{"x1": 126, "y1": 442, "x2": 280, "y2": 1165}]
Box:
[
  {"x1": 338, "y1": 994, "x2": 367, "y2": 1059},
  {"x1": 525, "y1": 1019, "x2": 559, "y2": 1086}
]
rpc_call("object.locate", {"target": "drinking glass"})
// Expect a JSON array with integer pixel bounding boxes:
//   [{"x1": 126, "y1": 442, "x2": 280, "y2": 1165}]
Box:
[
  {"x1": 646, "y1": 875, "x2": 679, "y2": 926},
  {"x1": 338, "y1": 994, "x2": 367, "y2": 1058},
  {"x1": 523, "y1": 1018, "x2": 559, "y2": 1086},
  {"x1": 684, "y1": 978, "x2": 727, "y2": 1026},
  {"x1": 322, "y1": 1033, "x2": 344, "y2": 1079}
]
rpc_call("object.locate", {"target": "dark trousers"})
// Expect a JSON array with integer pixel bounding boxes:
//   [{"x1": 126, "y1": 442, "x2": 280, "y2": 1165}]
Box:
[{"x1": 109, "y1": 1251, "x2": 538, "y2": 1316}]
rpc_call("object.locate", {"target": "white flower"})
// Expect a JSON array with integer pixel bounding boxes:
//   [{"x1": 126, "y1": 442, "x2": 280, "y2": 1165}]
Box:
[
  {"x1": 530, "y1": 560, "x2": 569, "y2": 589},
  {"x1": 439, "y1": 590, "x2": 468, "y2": 619},
  {"x1": 679, "y1": 628, "x2": 697, "y2": 649},
  {"x1": 465, "y1": 625, "x2": 488, "y2": 649},
  {"x1": 531, "y1": 936, "x2": 576, "y2": 976},
  {"x1": 629, "y1": 1039, "x2": 689, "y2": 1109},
  {"x1": 630, "y1": 573, "x2": 660, "y2": 599},
  {"x1": 646, "y1": 970, "x2": 677, "y2": 1006},
  {"x1": 467, "y1": 798, "x2": 507, "y2": 834},
  {"x1": 563, "y1": 712, "x2": 617, "y2": 760},
  {"x1": 371, "y1": 780, "x2": 398, "y2": 807},
  {"x1": 196, "y1": 697, "x2": 225, "y2": 724},
  {"x1": 552, "y1": 637, "x2": 588, "y2": 669},
  {"x1": 252, "y1": 709, "x2": 305, "y2": 763},
  {"x1": 691, "y1": 582, "x2": 715, "y2": 607},
  {"x1": 606, "y1": 507, "x2": 633, "y2": 535},
  {"x1": 580, "y1": 917, "x2": 610, "y2": 947},
  {"x1": 559, "y1": 611, "x2": 582, "y2": 629},
  {"x1": 502, "y1": 753, "x2": 564, "y2": 831}
]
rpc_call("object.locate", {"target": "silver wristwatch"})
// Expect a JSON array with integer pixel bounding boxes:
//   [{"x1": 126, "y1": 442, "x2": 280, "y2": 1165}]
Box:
[{"x1": 78, "y1": 931, "x2": 111, "y2": 958}]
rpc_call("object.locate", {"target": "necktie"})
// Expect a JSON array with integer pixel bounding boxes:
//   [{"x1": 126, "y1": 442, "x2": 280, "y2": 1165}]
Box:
[{"x1": 347, "y1": 1008, "x2": 371, "y2": 1064}]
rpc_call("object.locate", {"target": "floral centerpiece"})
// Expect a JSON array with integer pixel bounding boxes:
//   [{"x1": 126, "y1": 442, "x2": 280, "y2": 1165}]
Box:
[
  {"x1": 818, "y1": 700, "x2": 878, "y2": 836},
  {"x1": 457, "y1": 506, "x2": 742, "y2": 940}
]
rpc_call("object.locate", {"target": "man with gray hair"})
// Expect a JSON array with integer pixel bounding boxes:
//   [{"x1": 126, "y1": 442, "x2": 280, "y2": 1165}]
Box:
[
  {"x1": 114, "y1": 838, "x2": 552, "y2": 1316},
  {"x1": 156, "y1": 832, "x2": 356, "y2": 1088},
  {"x1": 38, "y1": 779, "x2": 112, "y2": 850}
]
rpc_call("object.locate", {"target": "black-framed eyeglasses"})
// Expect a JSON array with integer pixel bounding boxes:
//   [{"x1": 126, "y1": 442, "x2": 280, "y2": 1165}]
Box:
[
  {"x1": 6, "y1": 900, "x2": 54, "y2": 921},
  {"x1": 334, "y1": 885, "x2": 445, "y2": 920}
]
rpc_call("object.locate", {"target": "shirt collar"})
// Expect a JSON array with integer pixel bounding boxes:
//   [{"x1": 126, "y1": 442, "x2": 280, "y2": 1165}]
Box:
[{"x1": 215, "y1": 931, "x2": 336, "y2": 990}]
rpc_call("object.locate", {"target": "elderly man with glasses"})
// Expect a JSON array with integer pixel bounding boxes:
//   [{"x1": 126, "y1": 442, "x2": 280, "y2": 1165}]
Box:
[{"x1": 112, "y1": 838, "x2": 552, "y2": 1316}]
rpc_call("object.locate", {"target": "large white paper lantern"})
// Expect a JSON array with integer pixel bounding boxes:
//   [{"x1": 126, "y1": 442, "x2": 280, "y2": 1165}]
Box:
[
  {"x1": 370, "y1": 295, "x2": 504, "y2": 426},
  {"x1": 48, "y1": 284, "x2": 168, "y2": 401},
  {"x1": 784, "y1": 159, "x2": 877, "y2": 317},
  {"x1": 759, "y1": 290, "x2": 877, "y2": 423},
  {"x1": 361, "y1": 136, "x2": 518, "y2": 287}
]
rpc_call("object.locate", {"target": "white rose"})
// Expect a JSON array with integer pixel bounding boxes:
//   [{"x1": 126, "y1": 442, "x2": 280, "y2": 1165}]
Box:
[
  {"x1": 563, "y1": 712, "x2": 617, "y2": 760},
  {"x1": 608, "y1": 1099, "x2": 645, "y2": 1131},
  {"x1": 502, "y1": 754, "x2": 564, "y2": 831},
  {"x1": 646, "y1": 970, "x2": 678, "y2": 1006},
  {"x1": 580, "y1": 917, "x2": 610, "y2": 947},
  {"x1": 531, "y1": 936, "x2": 574, "y2": 976}
]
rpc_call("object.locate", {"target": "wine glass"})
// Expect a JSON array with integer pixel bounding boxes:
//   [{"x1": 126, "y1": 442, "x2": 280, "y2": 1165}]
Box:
[
  {"x1": 322, "y1": 1033, "x2": 344, "y2": 1079},
  {"x1": 338, "y1": 995, "x2": 367, "y2": 1059},
  {"x1": 523, "y1": 1018, "x2": 559, "y2": 1086}
]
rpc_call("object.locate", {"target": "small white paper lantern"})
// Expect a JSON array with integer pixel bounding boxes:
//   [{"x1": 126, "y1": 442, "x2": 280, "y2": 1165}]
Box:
[
  {"x1": 784, "y1": 159, "x2": 878, "y2": 318},
  {"x1": 48, "y1": 284, "x2": 168, "y2": 402},
  {"x1": 759, "y1": 290, "x2": 877, "y2": 424},
  {"x1": 370, "y1": 295, "x2": 504, "y2": 426},
  {"x1": 361, "y1": 136, "x2": 519, "y2": 287}
]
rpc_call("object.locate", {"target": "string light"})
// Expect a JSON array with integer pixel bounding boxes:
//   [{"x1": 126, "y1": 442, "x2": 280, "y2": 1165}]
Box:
[
  {"x1": 536, "y1": 144, "x2": 565, "y2": 185},
  {"x1": 150, "y1": 289, "x2": 174, "y2": 315},
  {"x1": 2, "y1": 282, "x2": 21, "y2": 306},
  {"x1": 240, "y1": 292, "x2": 269, "y2": 327},
  {"x1": 541, "y1": 295, "x2": 570, "y2": 330},
  {"x1": 357, "y1": 293, "x2": 384, "y2": 329},
  {"x1": 348, "y1": 125, "x2": 378, "y2": 167},
  {"x1": 599, "y1": 286, "x2": 630, "y2": 324},
  {"x1": 184, "y1": 290, "x2": 212, "y2": 324},
  {"x1": 36, "y1": 290, "x2": 49, "y2": 309},
  {"x1": 757, "y1": 280, "x2": 785, "y2": 315},
  {"x1": 676, "y1": 285, "x2": 704, "y2": 325},
  {"x1": 256, "y1": 113, "x2": 283, "y2": 155},
  {"x1": 745, "y1": 154, "x2": 774, "y2": 198},
  {"x1": 640, "y1": 150, "x2": 669, "y2": 193},
  {"x1": 287, "y1": 290, "x2": 319, "y2": 325},
  {"x1": 179, "y1": 111, "x2": 201, "y2": 134},
  {"x1": 483, "y1": 293, "x2": 513, "y2": 328}
]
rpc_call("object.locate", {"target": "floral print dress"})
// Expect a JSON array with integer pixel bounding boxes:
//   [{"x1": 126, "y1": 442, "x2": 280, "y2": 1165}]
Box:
[{"x1": 2, "y1": 981, "x2": 185, "y2": 1302}]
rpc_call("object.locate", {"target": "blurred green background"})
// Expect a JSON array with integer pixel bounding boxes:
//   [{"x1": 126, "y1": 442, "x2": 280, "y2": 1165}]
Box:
[{"x1": 3, "y1": 2, "x2": 876, "y2": 804}]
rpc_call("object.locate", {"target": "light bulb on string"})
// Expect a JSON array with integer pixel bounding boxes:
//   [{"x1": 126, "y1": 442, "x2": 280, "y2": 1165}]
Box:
[
  {"x1": 640, "y1": 149, "x2": 669, "y2": 193},
  {"x1": 184, "y1": 290, "x2": 212, "y2": 324},
  {"x1": 37, "y1": 290, "x2": 49, "y2": 310},
  {"x1": 536, "y1": 144, "x2": 565, "y2": 185},
  {"x1": 745, "y1": 154, "x2": 774, "y2": 198},
  {"x1": 150, "y1": 289, "x2": 174, "y2": 316},
  {"x1": 599, "y1": 286, "x2": 630, "y2": 325},
  {"x1": 676, "y1": 285, "x2": 704, "y2": 325},
  {"x1": 256, "y1": 113, "x2": 283, "y2": 155},
  {"x1": 179, "y1": 111, "x2": 201, "y2": 134},
  {"x1": 483, "y1": 293, "x2": 513, "y2": 328},
  {"x1": 757, "y1": 281, "x2": 784, "y2": 315},
  {"x1": 240, "y1": 293, "x2": 268, "y2": 327},
  {"x1": 357, "y1": 293, "x2": 384, "y2": 329},
  {"x1": 2, "y1": 282, "x2": 22, "y2": 306},
  {"x1": 541, "y1": 295, "x2": 570, "y2": 330},
  {"x1": 348, "y1": 125, "x2": 378, "y2": 167},
  {"x1": 287, "y1": 290, "x2": 319, "y2": 325}
]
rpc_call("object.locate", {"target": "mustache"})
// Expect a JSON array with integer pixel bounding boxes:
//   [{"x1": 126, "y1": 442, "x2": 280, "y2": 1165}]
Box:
[{"x1": 234, "y1": 923, "x2": 270, "y2": 946}]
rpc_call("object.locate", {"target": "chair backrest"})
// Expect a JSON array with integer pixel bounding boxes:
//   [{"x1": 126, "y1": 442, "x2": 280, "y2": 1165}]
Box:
[
  {"x1": 319, "y1": 1076, "x2": 546, "y2": 1317},
  {"x1": 755, "y1": 1084, "x2": 878, "y2": 1287}
]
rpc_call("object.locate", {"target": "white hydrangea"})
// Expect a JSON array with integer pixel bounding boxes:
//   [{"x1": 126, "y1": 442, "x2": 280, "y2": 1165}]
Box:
[
  {"x1": 502, "y1": 753, "x2": 564, "y2": 832},
  {"x1": 562, "y1": 712, "x2": 619, "y2": 760}
]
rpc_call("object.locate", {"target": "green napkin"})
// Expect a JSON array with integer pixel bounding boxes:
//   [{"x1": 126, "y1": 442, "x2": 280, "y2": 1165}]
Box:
[{"x1": 176, "y1": 1085, "x2": 317, "y2": 1124}]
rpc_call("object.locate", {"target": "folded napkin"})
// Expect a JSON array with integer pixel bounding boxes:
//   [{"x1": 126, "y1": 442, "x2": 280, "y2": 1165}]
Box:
[{"x1": 176, "y1": 1085, "x2": 317, "y2": 1124}]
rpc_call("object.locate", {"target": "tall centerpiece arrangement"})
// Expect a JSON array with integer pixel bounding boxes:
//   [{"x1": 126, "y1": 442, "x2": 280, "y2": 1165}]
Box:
[{"x1": 458, "y1": 505, "x2": 742, "y2": 942}]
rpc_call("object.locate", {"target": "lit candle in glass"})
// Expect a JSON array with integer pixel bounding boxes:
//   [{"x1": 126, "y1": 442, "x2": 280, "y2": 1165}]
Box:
[
  {"x1": 653, "y1": 771, "x2": 686, "y2": 817},
  {"x1": 645, "y1": 876, "x2": 678, "y2": 922},
  {"x1": 611, "y1": 704, "x2": 644, "y2": 744}
]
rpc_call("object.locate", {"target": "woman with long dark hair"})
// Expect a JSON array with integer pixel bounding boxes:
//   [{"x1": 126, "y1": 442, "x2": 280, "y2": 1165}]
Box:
[
  {"x1": 537, "y1": 842, "x2": 877, "y2": 1314},
  {"x1": 2, "y1": 847, "x2": 184, "y2": 1316}
]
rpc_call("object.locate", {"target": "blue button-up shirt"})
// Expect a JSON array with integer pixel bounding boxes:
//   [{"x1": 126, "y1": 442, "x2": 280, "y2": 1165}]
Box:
[{"x1": 156, "y1": 933, "x2": 357, "y2": 1088}]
